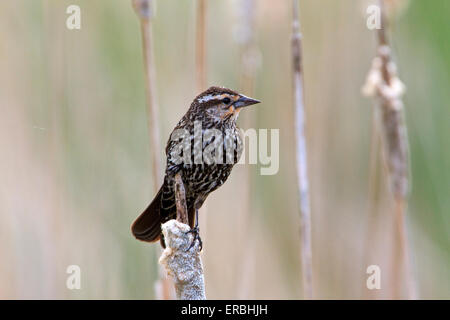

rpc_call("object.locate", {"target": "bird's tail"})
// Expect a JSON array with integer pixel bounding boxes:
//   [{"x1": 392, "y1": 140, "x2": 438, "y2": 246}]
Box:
[{"x1": 131, "y1": 185, "x2": 163, "y2": 243}]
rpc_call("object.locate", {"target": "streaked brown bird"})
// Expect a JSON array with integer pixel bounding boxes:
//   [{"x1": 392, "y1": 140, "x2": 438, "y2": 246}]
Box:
[{"x1": 131, "y1": 86, "x2": 260, "y2": 248}]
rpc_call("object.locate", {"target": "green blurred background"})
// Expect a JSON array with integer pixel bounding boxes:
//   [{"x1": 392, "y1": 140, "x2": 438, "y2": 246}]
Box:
[{"x1": 0, "y1": 0, "x2": 448, "y2": 299}]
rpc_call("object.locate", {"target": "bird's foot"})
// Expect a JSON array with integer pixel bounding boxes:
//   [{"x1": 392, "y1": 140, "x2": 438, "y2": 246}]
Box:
[{"x1": 184, "y1": 226, "x2": 203, "y2": 251}]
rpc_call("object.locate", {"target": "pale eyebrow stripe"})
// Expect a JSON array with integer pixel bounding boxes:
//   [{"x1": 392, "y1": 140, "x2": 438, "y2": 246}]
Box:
[
  {"x1": 198, "y1": 94, "x2": 215, "y2": 102},
  {"x1": 197, "y1": 93, "x2": 227, "y2": 103}
]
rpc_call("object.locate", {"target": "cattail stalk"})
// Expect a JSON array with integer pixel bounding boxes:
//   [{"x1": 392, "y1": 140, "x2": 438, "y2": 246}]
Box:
[
  {"x1": 132, "y1": 0, "x2": 172, "y2": 300},
  {"x1": 159, "y1": 218, "x2": 206, "y2": 300},
  {"x1": 291, "y1": 0, "x2": 313, "y2": 299},
  {"x1": 158, "y1": 173, "x2": 206, "y2": 300},
  {"x1": 174, "y1": 173, "x2": 188, "y2": 224},
  {"x1": 362, "y1": 0, "x2": 417, "y2": 299}
]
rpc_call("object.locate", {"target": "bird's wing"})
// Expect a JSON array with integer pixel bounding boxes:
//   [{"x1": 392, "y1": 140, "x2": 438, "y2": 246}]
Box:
[{"x1": 165, "y1": 121, "x2": 195, "y2": 176}]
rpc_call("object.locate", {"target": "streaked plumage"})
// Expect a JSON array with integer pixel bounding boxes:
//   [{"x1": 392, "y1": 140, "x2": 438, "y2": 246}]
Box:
[{"x1": 131, "y1": 86, "x2": 260, "y2": 248}]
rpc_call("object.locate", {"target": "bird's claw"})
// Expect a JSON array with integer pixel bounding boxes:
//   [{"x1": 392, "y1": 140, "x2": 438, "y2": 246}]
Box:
[{"x1": 184, "y1": 227, "x2": 202, "y2": 251}]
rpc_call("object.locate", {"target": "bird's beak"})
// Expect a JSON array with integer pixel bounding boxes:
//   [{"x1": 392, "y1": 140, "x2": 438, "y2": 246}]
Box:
[{"x1": 234, "y1": 95, "x2": 261, "y2": 109}]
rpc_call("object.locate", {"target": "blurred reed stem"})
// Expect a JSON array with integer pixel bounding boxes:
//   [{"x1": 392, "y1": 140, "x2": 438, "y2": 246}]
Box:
[
  {"x1": 132, "y1": 0, "x2": 162, "y2": 189},
  {"x1": 236, "y1": 0, "x2": 259, "y2": 299},
  {"x1": 196, "y1": 0, "x2": 207, "y2": 92},
  {"x1": 291, "y1": 0, "x2": 313, "y2": 299},
  {"x1": 363, "y1": 0, "x2": 417, "y2": 299},
  {"x1": 363, "y1": 106, "x2": 383, "y2": 299},
  {"x1": 132, "y1": 0, "x2": 172, "y2": 300},
  {"x1": 378, "y1": 0, "x2": 415, "y2": 299}
]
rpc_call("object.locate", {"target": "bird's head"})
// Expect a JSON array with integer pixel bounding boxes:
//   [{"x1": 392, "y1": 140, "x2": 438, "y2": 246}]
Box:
[{"x1": 190, "y1": 86, "x2": 260, "y2": 124}]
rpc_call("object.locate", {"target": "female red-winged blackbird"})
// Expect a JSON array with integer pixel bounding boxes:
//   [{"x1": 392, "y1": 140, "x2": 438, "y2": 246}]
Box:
[{"x1": 131, "y1": 86, "x2": 260, "y2": 248}]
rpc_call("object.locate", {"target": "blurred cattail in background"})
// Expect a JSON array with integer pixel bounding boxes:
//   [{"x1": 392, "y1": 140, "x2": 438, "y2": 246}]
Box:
[
  {"x1": 362, "y1": 0, "x2": 416, "y2": 299},
  {"x1": 131, "y1": 0, "x2": 174, "y2": 299}
]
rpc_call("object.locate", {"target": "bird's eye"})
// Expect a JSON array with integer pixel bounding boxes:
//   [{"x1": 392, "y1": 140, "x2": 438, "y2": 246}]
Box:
[{"x1": 222, "y1": 97, "x2": 231, "y2": 104}]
